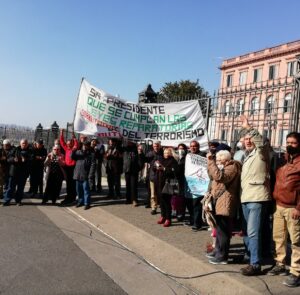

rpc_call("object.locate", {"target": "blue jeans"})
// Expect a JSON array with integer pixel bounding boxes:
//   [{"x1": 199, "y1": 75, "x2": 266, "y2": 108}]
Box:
[
  {"x1": 242, "y1": 202, "x2": 266, "y2": 267},
  {"x1": 3, "y1": 176, "x2": 16, "y2": 203},
  {"x1": 76, "y1": 180, "x2": 91, "y2": 206}
]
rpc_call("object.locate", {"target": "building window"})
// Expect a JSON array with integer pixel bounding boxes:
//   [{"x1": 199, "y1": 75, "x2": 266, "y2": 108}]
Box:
[
  {"x1": 239, "y1": 72, "x2": 247, "y2": 85},
  {"x1": 278, "y1": 129, "x2": 289, "y2": 146},
  {"x1": 236, "y1": 99, "x2": 244, "y2": 115},
  {"x1": 268, "y1": 65, "x2": 278, "y2": 80},
  {"x1": 253, "y1": 68, "x2": 262, "y2": 83},
  {"x1": 250, "y1": 97, "x2": 259, "y2": 115},
  {"x1": 283, "y1": 93, "x2": 292, "y2": 113},
  {"x1": 226, "y1": 74, "x2": 233, "y2": 87},
  {"x1": 223, "y1": 100, "x2": 230, "y2": 116},
  {"x1": 221, "y1": 130, "x2": 227, "y2": 141},
  {"x1": 287, "y1": 61, "x2": 297, "y2": 77},
  {"x1": 265, "y1": 96, "x2": 274, "y2": 114}
]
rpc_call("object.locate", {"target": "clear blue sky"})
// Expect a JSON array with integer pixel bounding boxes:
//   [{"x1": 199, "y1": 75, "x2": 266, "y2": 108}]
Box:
[{"x1": 0, "y1": 0, "x2": 299, "y2": 129}]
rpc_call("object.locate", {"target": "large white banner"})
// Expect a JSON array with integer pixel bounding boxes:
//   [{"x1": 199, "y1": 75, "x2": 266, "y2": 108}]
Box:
[
  {"x1": 185, "y1": 154, "x2": 210, "y2": 197},
  {"x1": 74, "y1": 79, "x2": 209, "y2": 147}
]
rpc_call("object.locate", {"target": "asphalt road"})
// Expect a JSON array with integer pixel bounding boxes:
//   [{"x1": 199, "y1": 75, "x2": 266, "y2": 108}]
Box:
[{"x1": 0, "y1": 204, "x2": 127, "y2": 295}]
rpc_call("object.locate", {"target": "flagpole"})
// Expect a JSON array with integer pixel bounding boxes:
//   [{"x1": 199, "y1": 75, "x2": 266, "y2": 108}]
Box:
[{"x1": 72, "y1": 77, "x2": 85, "y2": 132}]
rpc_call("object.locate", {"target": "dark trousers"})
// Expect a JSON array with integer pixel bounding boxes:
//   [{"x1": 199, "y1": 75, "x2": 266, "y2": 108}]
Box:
[
  {"x1": 215, "y1": 215, "x2": 231, "y2": 260},
  {"x1": 161, "y1": 193, "x2": 172, "y2": 220},
  {"x1": 31, "y1": 166, "x2": 44, "y2": 194},
  {"x1": 125, "y1": 173, "x2": 138, "y2": 203},
  {"x1": 15, "y1": 171, "x2": 29, "y2": 202},
  {"x1": 96, "y1": 161, "x2": 103, "y2": 191},
  {"x1": 43, "y1": 173, "x2": 63, "y2": 203},
  {"x1": 88, "y1": 162, "x2": 96, "y2": 191},
  {"x1": 186, "y1": 197, "x2": 202, "y2": 228},
  {"x1": 64, "y1": 165, "x2": 76, "y2": 202},
  {"x1": 107, "y1": 171, "x2": 121, "y2": 197}
]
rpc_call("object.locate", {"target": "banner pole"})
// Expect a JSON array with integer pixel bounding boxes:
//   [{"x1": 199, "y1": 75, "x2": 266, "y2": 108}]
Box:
[{"x1": 72, "y1": 77, "x2": 85, "y2": 132}]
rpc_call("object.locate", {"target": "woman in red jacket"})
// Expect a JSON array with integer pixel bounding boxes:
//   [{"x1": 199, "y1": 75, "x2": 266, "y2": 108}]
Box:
[{"x1": 60, "y1": 129, "x2": 78, "y2": 205}]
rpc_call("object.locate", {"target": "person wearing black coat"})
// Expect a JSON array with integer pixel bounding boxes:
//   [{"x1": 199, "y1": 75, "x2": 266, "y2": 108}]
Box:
[
  {"x1": 71, "y1": 141, "x2": 92, "y2": 210},
  {"x1": 14, "y1": 139, "x2": 34, "y2": 205},
  {"x1": 123, "y1": 142, "x2": 145, "y2": 206},
  {"x1": 156, "y1": 148, "x2": 179, "y2": 227},
  {"x1": 31, "y1": 139, "x2": 47, "y2": 196},
  {"x1": 105, "y1": 139, "x2": 123, "y2": 199},
  {"x1": 1, "y1": 140, "x2": 17, "y2": 206}
]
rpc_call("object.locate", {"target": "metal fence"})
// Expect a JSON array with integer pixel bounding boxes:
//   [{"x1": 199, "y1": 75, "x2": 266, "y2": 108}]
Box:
[{"x1": 0, "y1": 125, "x2": 35, "y2": 146}]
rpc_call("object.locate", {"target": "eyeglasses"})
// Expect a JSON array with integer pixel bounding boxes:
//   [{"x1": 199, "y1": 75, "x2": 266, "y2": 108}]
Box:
[{"x1": 190, "y1": 145, "x2": 198, "y2": 147}]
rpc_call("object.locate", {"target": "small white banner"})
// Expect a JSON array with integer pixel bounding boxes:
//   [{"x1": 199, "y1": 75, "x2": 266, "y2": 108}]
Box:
[{"x1": 185, "y1": 153, "x2": 210, "y2": 197}]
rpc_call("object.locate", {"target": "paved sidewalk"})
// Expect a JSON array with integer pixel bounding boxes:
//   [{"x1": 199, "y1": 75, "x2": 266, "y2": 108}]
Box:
[{"x1": 81, "y1": 179, "x2": 297, "y2": 295}]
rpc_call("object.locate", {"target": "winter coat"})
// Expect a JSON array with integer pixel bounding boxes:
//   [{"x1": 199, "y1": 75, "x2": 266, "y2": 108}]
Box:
[
  {"x1": 153, "y1": 157, "x2": 179, "y2": 197},
  {"x1": 0, "y1": 147, "x2": 16, "y2": 177},
  {"x1": 106, "y1": 146, "x2": 123, "y2": 174},
  {"x1": 273, "y1": 153, "x2": 300, "y2": 210},
  {"x1": 123, "y1": 146, "x2": 145, "y2": 174},
  {"x1": 14, "y1": 146, "x2": 34, "y2": 176},
  {"x1": 240, "y1": 129, "x2": 271, "y2": 203},
  {"x1": 71, "y1": 149, "x2": 92, "y2": 181},
  {"x1": 44, "y1": 153, "x2": 66, "y2": 181},
  {"x1": 177, "y1": 155, "x2": 186, "y2": 196},
  {"x1": 60, "y1": 133, "x2": 78, "y2": 167},
  {"x1": 208, "y1": 159, "x2": 242, "y2": 217},
  {"x1": 146, "y1": 149, "x2": 164, "y2": 182}
]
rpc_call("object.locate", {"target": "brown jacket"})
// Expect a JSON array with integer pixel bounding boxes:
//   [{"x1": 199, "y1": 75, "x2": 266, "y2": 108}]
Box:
[
  {"x1": 208, "y1": 159, "x2": 242, "y2": 217},
  {"x1": 273, "y1": 153, "x2": 300, "y2": 211}
]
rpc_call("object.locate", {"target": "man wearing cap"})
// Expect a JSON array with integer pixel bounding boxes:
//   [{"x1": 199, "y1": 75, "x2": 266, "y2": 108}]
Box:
[
  {"x1": 1, "y1": 139, "x2": 17, "y2": 206},
  {"x1": 31, "y1": 139, "x2": 47, "y2": 196},
  {"x1": 239, "y1": 115, "x2": 271, "y2": 276}
]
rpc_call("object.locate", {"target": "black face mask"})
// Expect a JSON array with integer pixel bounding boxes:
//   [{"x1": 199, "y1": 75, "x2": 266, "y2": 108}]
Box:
[{"x1": 286, "y1": 145, "x2": 300, "y2": 155}]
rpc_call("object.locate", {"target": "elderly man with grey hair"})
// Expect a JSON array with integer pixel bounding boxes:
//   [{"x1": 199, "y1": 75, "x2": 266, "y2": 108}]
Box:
[
  {"x1": 12, "y1": 139, "x2": 34, "y2": 205},
  {"x1": 238, "y1": 116, "x2": 271, "y2": 276}
]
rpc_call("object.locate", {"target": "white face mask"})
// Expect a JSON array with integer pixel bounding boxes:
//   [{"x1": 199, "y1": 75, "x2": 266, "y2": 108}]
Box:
[
  {"x1": 236, "y1": 142, "x2": 243, "y2": 149},
  {"x1": 178, "y1": 150, "x2": 186, "y2": 157},
  {"x1": 217, "y1": 164, "x2": 224, "y2": 170}
]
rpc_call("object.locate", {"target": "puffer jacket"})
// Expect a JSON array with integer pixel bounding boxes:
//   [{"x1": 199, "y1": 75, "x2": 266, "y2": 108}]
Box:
[
  {"x1": 240, "y1": 129, "x2": 271, "y2": 203},
  {"x1": 208, "y1": 159, "x2": 242, "y2": 217},
  {"x1": 273, "y1": 153, "x2": 300, "y2": 210}
]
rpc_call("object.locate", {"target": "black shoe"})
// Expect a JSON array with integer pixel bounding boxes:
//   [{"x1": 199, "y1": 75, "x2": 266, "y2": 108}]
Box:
[
  {"x1": 283, "y1": 274, "x2": 300, "y2": 287},
  {"x1": 76, "y1": 203, "x2": 83, "y2": 208},
  {"x1": 145, "y1": 204, "x2": 150, "y2": 208},
  {"x1": 151, "y1": 209, "x2": 157, "y2": 215},
  {"x1": 84, "y1": 204, "x2": 90, "y2": 210},
  {"x1": 2, "y1": 201, "x2": 10, "y2": 207},
  {"x1": 16, "y1": 202, "x2": 23, "y2": 206},
  {"x1": 192, "y1": 226, "x2": 202, "y2": 231},
  {"x1": 267, "y1": 264, "x2": 288, "y2": 276},
  {"x1": 41, "y1": 200, "x2": 47, "y2": 205},
  {"x1": 209, "y1": 257, "x2": 228, "y2": 265},
  {"x1": 184, "y1": 221, "x2": 193, "y2": 226},
  {"x1": 241, "y1": 265, "x2": 261, "y2": 276}
]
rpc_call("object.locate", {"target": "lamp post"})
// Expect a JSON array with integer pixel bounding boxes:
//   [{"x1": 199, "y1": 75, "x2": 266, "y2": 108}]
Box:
[{"x1": 35, "y1": 123, "x2": 43, "y2": 141}]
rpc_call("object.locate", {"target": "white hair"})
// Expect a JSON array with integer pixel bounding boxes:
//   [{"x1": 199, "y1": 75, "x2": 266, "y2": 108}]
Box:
[
  {"x1": 216, "y1": 150, "x2": 231, "y2": 161},
  {"x1": 3, "y1": 139, "x2": 10, "y2": 145}
]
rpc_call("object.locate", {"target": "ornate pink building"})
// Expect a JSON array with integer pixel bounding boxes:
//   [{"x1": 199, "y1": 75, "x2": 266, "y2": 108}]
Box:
[{"x1": 213, "y1": 40, "x2": 300, "y2": 148}]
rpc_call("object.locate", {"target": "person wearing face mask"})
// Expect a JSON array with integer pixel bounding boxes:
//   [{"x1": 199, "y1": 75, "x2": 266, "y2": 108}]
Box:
[
  {"x1": 205, "y1": 150, "x2": 241, "y2": 265},
  {"x1": 267, "y1": 132, "x2": 300, "y2": 287},
  {"x1": 234, "y1": 138, "x2": 246, "y2": 164}
]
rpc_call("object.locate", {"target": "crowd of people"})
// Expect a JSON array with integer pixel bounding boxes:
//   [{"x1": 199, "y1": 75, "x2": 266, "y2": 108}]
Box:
[{"x1": 0, "y1": 115, "x2": 300, "y2": 287}]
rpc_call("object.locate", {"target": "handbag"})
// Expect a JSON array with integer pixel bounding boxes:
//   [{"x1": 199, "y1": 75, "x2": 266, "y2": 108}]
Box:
[{"x1": 162, "y1": 178, "x2": 179, "y2": 195}]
